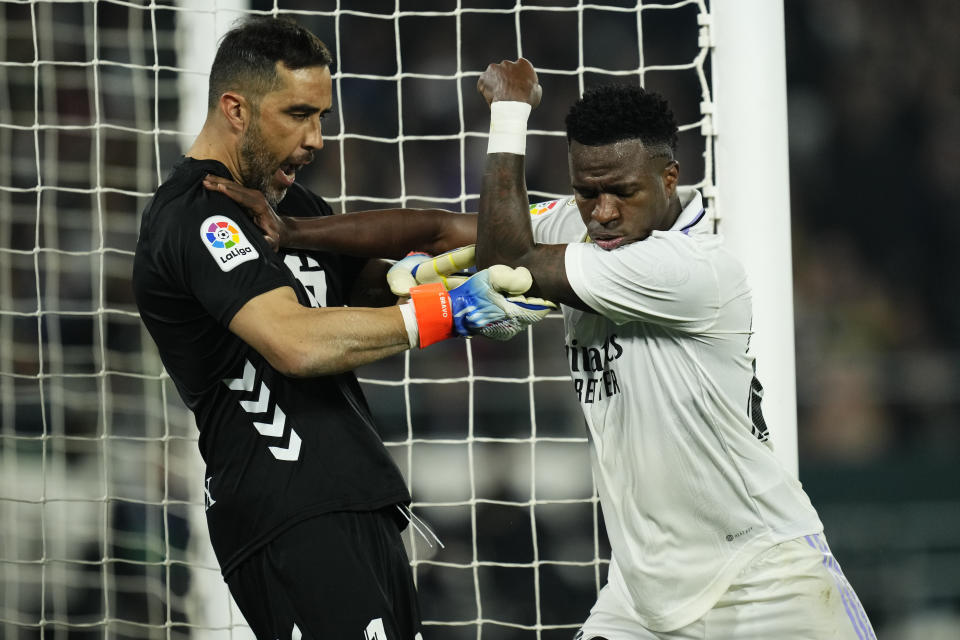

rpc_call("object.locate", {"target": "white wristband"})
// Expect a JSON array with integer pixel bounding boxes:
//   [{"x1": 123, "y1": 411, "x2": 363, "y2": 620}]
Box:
[
  {"x1": 487, "y1": 101, "x2": 532, "y2": 155},
  {"x1": 398, "y1": 302, "x2": 420, "y2": 349}
]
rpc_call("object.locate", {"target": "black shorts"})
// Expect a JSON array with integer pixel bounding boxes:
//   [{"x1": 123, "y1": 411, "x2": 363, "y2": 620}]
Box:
[{"x1": 225, "y1": 507, "x2": 422, "y2": 640}]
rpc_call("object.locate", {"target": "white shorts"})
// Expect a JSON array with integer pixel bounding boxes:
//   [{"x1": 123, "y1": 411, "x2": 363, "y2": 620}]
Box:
[{"x1": 577, "y1": 533, "x2": 876, "y2": 640}]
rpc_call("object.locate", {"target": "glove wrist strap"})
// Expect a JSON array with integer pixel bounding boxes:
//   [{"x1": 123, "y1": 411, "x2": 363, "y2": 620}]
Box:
[
  {"x1": 397, "y1": 303, "x2": 420, "y2": 349},
  {"x1": 408, "y1": 282, "x2": 455, "y2": 348}
]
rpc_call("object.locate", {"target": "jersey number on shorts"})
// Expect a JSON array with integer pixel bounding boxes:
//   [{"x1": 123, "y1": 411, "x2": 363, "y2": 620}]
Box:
[{"x1": 284, "y1": 253, "x2": 328, "y2": 308}]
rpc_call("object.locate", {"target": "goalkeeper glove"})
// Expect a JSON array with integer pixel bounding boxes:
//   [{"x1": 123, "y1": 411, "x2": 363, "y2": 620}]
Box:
[
  {"x1": 406, "y1": 264, "x2": 555, "y2": 347},
  {"x1": 387, "y1": 245, "x2": 476, "y2": 296}
]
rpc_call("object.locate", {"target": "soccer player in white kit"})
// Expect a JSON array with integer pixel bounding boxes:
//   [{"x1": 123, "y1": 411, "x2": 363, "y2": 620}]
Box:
[{"x1": 475, "y1": 58, "x2": 877, "y2": 640}]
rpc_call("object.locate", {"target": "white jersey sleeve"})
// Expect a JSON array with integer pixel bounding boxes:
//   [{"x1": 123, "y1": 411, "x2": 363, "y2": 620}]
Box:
[
  {"x1": 529, "y1": 191, "x2": 731, "y2": 332},
  {"x1": 565, "y1": 233, "x2": 726, "y2": 332},
  {"x1": 563, "y1": 188, "x2": 733, "y2": 332}
]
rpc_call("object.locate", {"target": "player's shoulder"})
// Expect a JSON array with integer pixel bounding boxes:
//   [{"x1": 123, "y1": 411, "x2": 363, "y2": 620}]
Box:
[
  {"x1": 140, "y1": 159, "x2": 266, "y2": 273},
  {"x1": 153, "y1": 159, "x2": 252, "y2": 232},
  {"x1": 148, "y1": 158, "x2": 234, "y2": 218},
  {"x1": 635, "y1": 228, "x2": 723, "y2": 283}
]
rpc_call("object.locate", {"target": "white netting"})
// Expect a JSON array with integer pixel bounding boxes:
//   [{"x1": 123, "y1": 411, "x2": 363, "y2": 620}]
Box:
[{"x1": 0, "y1": 1, "x2": 714, "y2": 638}]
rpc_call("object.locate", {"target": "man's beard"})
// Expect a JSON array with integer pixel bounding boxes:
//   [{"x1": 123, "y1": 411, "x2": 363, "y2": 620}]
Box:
[{"x1": 238, "y1": 119, "x2": 286, "y2": 209}]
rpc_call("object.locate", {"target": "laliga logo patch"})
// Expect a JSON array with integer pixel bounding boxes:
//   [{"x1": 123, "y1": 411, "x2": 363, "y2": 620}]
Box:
[
  {"x1": 200, "y1": 216, "x2": 258, "y2": 272},
  {"x1": 206, "y1": 219, "x2": 240, "y2": 249},
  {"x1": 529, "y1": 199, "x2": 560, "y2": 216}
]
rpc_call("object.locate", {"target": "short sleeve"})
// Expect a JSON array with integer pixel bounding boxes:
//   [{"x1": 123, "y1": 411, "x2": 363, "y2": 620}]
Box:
[
  {"x1": 175, "y1": 198, "x2": 290, "y2": 327},
  {"x1": 564, "y1": 231, "x2": 721, "y2": 331}
]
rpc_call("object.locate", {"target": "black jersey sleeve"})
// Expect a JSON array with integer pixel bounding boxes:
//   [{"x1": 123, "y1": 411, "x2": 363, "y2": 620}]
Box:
[{"x1": 175, "y1": 188, "x2": 292, "y2": 328}]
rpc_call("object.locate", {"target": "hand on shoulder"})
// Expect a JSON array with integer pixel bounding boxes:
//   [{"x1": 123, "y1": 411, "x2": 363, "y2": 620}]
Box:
[{"x1": 202, "y1": 173, "x2": 289, "y2": 251}]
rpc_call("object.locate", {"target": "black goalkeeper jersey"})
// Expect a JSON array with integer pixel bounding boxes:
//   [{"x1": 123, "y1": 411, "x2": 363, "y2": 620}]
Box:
[{"x1": 132, "y1": 157, "x2": 411, "y2": 576}]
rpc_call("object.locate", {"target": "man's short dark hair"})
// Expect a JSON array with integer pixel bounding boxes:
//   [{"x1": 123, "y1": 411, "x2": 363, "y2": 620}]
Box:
[
  {"x1": 565, "y1": 84, "x2": 679, "y2": 158},
  {"x1": 208, "y1": 16, "x2": 333, "y2": 109}
]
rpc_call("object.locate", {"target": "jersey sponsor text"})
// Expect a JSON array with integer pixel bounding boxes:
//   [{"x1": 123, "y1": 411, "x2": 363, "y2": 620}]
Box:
[{"x1": 567, "y1": 334, "x2": 624, "y2": 404}]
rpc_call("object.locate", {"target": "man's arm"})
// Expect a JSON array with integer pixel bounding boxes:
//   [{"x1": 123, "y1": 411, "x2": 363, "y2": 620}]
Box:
[
  {"x1": 202, "y1": 174, "x2": 476, "y2": 258},
  {"x1": 230, "y1": 269, "x2": 553, "y2": 377},
  {"x1": 475, "y1": 59, "x2": 587, "y2": 310},
  {"x1": 229, "y1": 286, "x2": 410, "y2": 377},
  {"x1": 285, "y1": 208, "x2": 477, "y2": 259}
]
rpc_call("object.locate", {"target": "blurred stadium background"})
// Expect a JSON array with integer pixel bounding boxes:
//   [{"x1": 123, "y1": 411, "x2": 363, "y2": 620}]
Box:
[{"x1": 1, "y1": 0, "x2": 958, "y2": 638}]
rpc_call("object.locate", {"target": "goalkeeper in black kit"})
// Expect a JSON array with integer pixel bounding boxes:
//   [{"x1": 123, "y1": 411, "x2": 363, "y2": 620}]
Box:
[{"x1": 131, "y1": 17, "x2": 551, "y2": 640}]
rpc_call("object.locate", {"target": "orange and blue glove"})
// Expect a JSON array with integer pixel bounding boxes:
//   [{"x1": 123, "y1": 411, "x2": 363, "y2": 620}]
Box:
[{"x1": 389, "y1": 245, "x2": 556, "y2": 347}]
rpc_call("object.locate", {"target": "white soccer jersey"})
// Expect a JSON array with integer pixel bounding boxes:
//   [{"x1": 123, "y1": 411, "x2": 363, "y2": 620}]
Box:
[{"x1": 530, "y1": 189, "x2": 823, "y2": 632}]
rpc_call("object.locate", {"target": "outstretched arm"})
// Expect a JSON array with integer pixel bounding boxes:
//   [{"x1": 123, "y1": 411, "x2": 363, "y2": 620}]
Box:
[
  {"x1": 476, "y1": 59, "x2": 586, "y2": 310},
  {"x1": 230, "y1": 286, "x2": 411, "y2": 377},
  {"x1": 231, "y1": 262, "x2": 552, "y2": 376},
  {"x1": 203, "y1": 174, "x2": 476, "y2": 258},
  {"x1": 287, "y1": 208, "x2": 476, "y2": 259}
]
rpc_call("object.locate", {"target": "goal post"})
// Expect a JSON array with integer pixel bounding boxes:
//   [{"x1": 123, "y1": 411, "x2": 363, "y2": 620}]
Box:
[
  {"x1": 174, "y1": 2, "x2": 253, "y2": 635},
  {"x1": 710, "y1": 0, "x2": 798, "y2": 477}
]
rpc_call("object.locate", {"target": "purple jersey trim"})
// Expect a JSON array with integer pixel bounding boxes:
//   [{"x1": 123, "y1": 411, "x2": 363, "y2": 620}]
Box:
[
  {"x1": 680, "y1": 209, "x2": 706, "y2": 235},
  {"x1": 804, "y1": 534, "x2": 877, "y2": 639}
]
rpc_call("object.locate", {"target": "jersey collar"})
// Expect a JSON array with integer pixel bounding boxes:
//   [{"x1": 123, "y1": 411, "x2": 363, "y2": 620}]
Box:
[
  {"x1": 669, "y1": 188, "x2": 706, "y2": 235},
  {"x1": 579, "y1": 188, "x2": 706, "y2": 243}
]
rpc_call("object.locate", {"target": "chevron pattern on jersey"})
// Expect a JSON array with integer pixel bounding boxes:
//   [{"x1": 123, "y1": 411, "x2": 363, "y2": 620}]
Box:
[{"x1": 223, "y1": 360, "x2": 302, "y2": 461}]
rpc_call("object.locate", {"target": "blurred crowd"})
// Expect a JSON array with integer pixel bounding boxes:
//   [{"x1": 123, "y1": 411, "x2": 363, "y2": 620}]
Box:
[
  {"x1": 787, "y1": 3, "x2": 960, "y2": 633},
  {"x1": 787, "y1": 0, "x2": 960, "y2": 463}
]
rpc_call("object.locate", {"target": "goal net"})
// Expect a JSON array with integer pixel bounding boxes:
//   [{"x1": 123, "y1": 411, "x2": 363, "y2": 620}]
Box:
[{"x1": 0, "y1": 1, "x2": 715, "y2": 638}]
